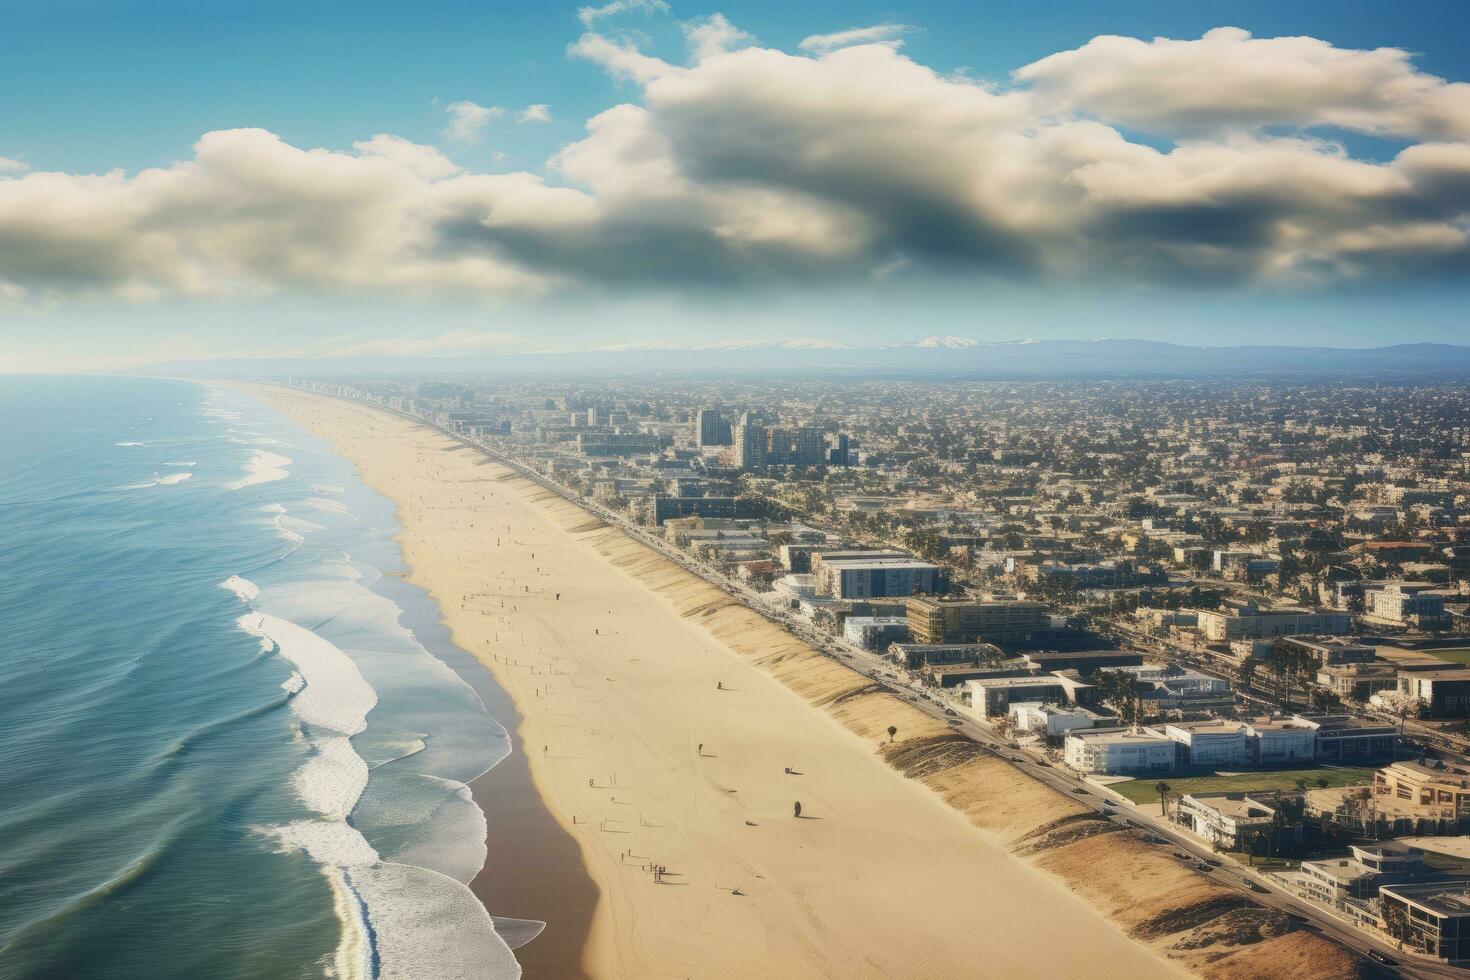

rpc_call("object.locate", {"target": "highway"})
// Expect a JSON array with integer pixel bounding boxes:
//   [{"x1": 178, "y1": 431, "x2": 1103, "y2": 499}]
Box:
[{"x1": 318, "y1": 391, "x2": 1449, "y2": 977}]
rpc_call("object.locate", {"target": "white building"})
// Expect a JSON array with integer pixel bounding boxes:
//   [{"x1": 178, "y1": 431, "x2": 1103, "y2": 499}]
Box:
[
  {"x1": 1162, "y1": 722, "x2": 1249, "y2": 767},
  {"x1": 1010, "y1": 702, "x2": 1108, "y2": 739},
  {"x1": 1064, "y1": 728, "x2": 1175, "y2": 775},
  {"x1": 1176, "y1": 793, "x2": 1277, "y2": 849},
  {"x1": 1195, "y1": 605, "x2": 1351, "y2": 642},
  {"x1": 1246, "y1": 719, "x2": 1318, "y2": 764}
]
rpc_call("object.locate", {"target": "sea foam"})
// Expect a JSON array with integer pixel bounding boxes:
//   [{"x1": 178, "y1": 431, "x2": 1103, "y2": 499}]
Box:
[{"x1": 227, "y1": 451, "x2": 292, "y2": 491}]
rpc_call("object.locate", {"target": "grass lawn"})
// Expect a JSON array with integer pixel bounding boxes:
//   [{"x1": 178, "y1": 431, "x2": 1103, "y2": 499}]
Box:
[
  {"x1": 1426, "y1": 648, "x2": 1470, "y2": 664},
  {"x1": 1112, "y1": 766, "x2": 1377, "y2": 806}
]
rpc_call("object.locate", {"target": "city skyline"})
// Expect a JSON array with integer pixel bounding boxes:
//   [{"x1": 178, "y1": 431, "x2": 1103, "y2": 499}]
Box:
[{"x1": 4, "y1": 1, "x2": 1470, "y2": 371}]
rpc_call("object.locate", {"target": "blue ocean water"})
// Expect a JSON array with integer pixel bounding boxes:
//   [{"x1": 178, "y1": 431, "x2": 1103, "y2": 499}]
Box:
[{"x1": 0, "y1": 376, "x2": 520, "y2": 979}]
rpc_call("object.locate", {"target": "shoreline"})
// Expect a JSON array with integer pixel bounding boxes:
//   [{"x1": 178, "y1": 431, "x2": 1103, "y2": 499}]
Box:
[{"x1": 246, "y1": 384, "x2": 1367, "y2": 980}]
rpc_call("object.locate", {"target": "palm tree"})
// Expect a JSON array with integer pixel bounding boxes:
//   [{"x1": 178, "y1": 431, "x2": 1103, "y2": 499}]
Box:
[
  {"x1": 1155, "y1": 781, "x2": 1171, "y2": 817},
  {"x1": 887, "y1": 725, "x2": 898, "y2": 743}
]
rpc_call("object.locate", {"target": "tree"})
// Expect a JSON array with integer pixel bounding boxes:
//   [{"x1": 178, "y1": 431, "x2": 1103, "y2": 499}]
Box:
[
  {"x1": 1155, "y1": 781, "x2": 1172, "y2": 817},
  {"x1": 1309, "y1": 687, "x2": 1341, "y2": 715},
  {"x1": 1294, "y1": 777, "x2": 1309, "y2": 794},
  {"x1": 887, "y1": 725, "x2": 898, "y2": 743},
  {"x1": 1377, "y1": 691, "x2": 1427, "y2": 735}
]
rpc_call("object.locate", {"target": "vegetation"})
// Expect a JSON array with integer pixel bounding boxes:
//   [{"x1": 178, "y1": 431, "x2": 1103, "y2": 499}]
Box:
[{"x1": 1110, "y1": 767, "x2": 1376, "y2": 806}]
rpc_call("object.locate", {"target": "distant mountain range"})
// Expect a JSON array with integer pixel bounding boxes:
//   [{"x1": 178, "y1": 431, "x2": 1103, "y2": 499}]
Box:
[{"x1": 148, "y1": 339, "x2": 1470, "y2": 379}]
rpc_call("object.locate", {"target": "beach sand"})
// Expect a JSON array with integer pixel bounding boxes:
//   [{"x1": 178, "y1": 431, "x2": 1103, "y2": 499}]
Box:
[{"x1": 245, "y1": 385, "x2": 1361, "y2": 980}]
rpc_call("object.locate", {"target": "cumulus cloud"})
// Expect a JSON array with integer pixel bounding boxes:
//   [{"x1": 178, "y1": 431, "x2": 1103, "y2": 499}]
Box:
[
  {"x1": 443, "y1": 100, "x2": 504, "y2": 142},
  {"x1": 517, "y1": 104, "x2": 552, "y2": 123},
  {"x1": 1017, "y1": 26, "x2": 1470, "y2": 140},
  {"x1": 2, "y1": 21, "x2": 1469, "y2": 308},
  {"x1": 577, "y1": 0, "x2": 669, "y2": 29},
  {"x1": 798, "y1": 23, "x2": 915, "y2": 54},
  {"x1": 683, "y1": 13, "x2": 752, "y2": 62},
  {"x1": 0, "y1": 156, "x2": 27, "y2": 174}
]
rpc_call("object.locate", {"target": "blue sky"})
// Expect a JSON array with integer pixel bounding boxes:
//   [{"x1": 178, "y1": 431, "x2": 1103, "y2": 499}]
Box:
[{"x1": 3, "y1": 1, "x2": 1470, "y2": 368}]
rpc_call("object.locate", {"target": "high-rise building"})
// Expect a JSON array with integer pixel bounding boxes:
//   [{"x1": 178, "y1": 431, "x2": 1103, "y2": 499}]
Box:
[
  {"x1": 795, "y1": 426, "x2": 824, "y2": 467},
  {"x1": 696, "y1": 408, "x2": 732, "y2": 447},
  {"x1": 734, "y1": 413, "x2": 767, "y2": 470}
]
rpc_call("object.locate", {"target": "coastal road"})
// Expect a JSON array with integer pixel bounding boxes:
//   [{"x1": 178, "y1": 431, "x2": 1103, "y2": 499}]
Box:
[{"x1": 314, "y1": 390, "x2": 1445, "y2": 978}]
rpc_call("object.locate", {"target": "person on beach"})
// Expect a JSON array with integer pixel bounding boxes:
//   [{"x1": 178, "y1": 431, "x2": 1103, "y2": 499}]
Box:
[
  {"x1": 717, "y1": 681, "x2": 722, "y2": 690},
  {"x1": 794, "y1": 801, "x2": 802, "y2": 818},
  {"x1": 697, "y1": 743, "x2": 703, "y2": 755}
]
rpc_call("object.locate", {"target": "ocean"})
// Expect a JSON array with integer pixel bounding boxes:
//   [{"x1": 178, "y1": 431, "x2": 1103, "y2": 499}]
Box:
[{"x1": 0, "y1": 376, "x2": 523, "y2": 979}]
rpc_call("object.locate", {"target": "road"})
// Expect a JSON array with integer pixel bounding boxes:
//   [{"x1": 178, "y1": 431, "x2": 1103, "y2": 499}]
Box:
[{"x1": 308, "y1": 389, "x2": 1450, "y2": 977}]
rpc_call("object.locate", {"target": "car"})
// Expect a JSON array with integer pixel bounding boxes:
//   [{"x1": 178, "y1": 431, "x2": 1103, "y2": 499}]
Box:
[
  {"x1": 1244, "y1": 880, "x2": 1267, "y2": 893},
  {"x1": 944, "y1": 708, "x2": 958, "y2": 717},
  {"x1": 947, "y1": 718, "x2": 962, "y2": 726},
  {"x1": 1204, "y1": 859, "x2": 1223, "y2": 867},
  {"x1": 1071, "y1": 787, "x2": 1088, "y2": 795},
  {"x1": 1368, "y1": 951, "x2": 1397, "y2": 966},
  {"x1": 1174, "y1": 851, "x2": 1192, "y2": 861},
  {"x1": 1195, "y1": 863, "x2": 1213, "y2": 873}
]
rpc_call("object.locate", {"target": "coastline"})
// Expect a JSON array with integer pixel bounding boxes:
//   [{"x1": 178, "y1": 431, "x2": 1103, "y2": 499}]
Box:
[{"x1": 243, "y1": 384, "x2": 1367, "y2": 979}]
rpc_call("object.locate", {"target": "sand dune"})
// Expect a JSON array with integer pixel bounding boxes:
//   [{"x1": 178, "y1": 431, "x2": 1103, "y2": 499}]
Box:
[{"x1": 244, "y1": 385, "x2": 1364, "y2": 980}]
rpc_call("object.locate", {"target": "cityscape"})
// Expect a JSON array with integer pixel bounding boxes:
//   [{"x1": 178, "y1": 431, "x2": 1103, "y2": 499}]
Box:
[{"x1": 289, "y1": 368, "x2": 1470, "y2": 974}]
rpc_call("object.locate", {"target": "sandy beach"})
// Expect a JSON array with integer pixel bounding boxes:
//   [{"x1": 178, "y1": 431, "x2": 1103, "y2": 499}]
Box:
[{"x1": 245, "y1": 384, "x2": 1364, "y2": 980}]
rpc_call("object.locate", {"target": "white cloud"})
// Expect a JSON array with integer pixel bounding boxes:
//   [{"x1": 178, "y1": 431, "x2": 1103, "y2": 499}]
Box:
[
  {"x1": 683, "y1": 13, "x2": 752, "y2": 62},
  {"x1": 798, "y1": 23, "x2": 915, "y2": 54},
  {"x1": 442, "y1": 100, "x2": 504, "y2": 143},
  {"x1": 3, "y1": 22, "x2": 1470, "y2": 310},
  {"x1": 568, "y1": 32, "x2": 678, "y2": 83},
  {"x1": 1017, "y1": 26, "x2": 1470, "y2": 140},
  {"x1": 576, "y1": 0, "x2": 669, "y2": 29},
  {"x1": 0, "y1": 156, "x2": 28, "y2": 174},
  {"x1": 517, "y1": 104, "x2": 552, "y2": 124}
]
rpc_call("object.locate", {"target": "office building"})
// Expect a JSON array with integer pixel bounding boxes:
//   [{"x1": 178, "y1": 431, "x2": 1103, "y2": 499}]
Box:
[{"x1": 905, "y1": 595, "x2": 1050, "y2": 646}]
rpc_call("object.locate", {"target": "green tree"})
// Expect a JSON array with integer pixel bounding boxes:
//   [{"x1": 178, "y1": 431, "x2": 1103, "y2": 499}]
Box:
[{"x1": 1155, "y1": 781, "x2": 1172, "y2": 817}]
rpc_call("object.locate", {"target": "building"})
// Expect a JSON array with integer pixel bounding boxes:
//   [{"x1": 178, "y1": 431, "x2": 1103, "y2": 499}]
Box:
[
  {"x1": 1176, "y1": 793, "x2": 1277, "y2": 850},
  {"x1": 1281, "y1": 637, "x2": 1377, "y2": 666},
  {"x1": 812, "y1": 554, "x2": 947, "y2": 600},
  {"x1": 842, "y1": 616, "x2": 910, "y2": 651},
  {"x1": 1296, "y1": 843, "x2": 1431, "y2": 918},
  {"x1": 1316, "y1": 662, "x2": 1398, "y2": 702},
  {"x1": 1397, "y1": 669, "x2": 1470, "y2": 719},
  {"x1": 966, "y1": 675, "x2": 1086, "y2": 716},
  {"x1": 889, "y1": 642, "x2": 1006, "y2": 670},
  {"x1": 651, "y1": 495, "x2": 738, "y2": 525},
  {"x1": 1364, "y1": 582, "x2": 1449, "y2": 628},
  {"x1": 1374, "y1": 762, "x2": 1470, "y2": 821},
  {"x1": 905, "y1": 595, "x2": 1050, "y2": 646},
  {"x1": 1019, "y1": 650, "x2": 1145, "y2": 673},
  {"x1": 1294, "y1": 714, "x2": 1398, "y2": 762},
  {"x1": 576, "y1": 432, "x2": 659, "y2": 456},
  {"x1": 696, "y1": 408, "x2": 732, "y2": 447},
  {"x1": 733, "y1": 413, "x2": 767, "y2": 470},
  {"x1": 1378, "y1": 881, "x2": 1470, "y2": 961},
  {"x1": 1246, "y1": 718, "x2": 1318, "y2": 764},
  {"x1": 1196, "y1": 604, "x2": 1351, "y2": 642},
  {"x1": 1163, "y1": 722, "x2": 1250, "y2": 767},
  {"x1": 1010, "y1": 702, "x2": 1112, "y2": 739},
  {"x1": 1064, "y1": 728, "x2": 1176, "y2": 775}
]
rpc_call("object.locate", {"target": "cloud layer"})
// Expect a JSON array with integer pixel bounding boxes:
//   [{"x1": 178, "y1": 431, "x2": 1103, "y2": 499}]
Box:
[{"x1": 2, "y1": 21, "x2": 1469, "y2": 306}]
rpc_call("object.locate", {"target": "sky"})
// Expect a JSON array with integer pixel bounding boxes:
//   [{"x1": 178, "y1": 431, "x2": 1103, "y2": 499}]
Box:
[{"x1": 3, "y1": 0, "x2": 1470, "y2": 370}]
